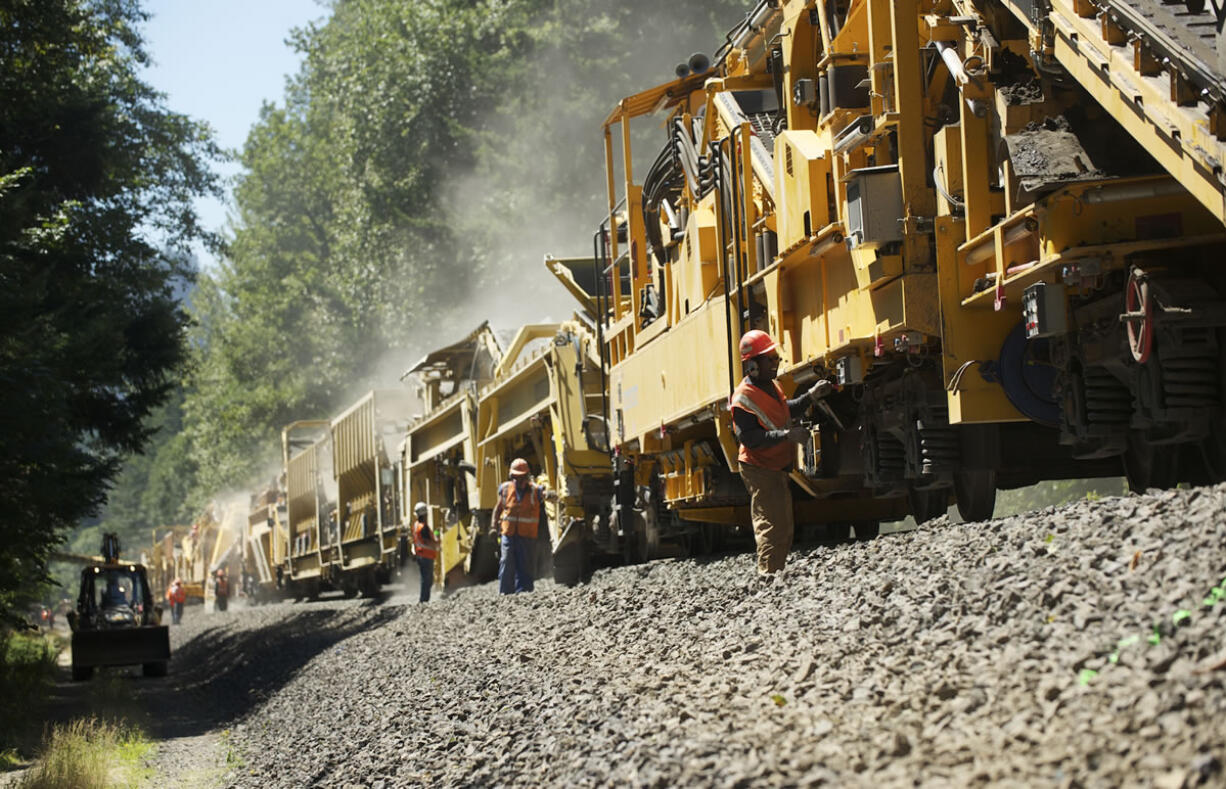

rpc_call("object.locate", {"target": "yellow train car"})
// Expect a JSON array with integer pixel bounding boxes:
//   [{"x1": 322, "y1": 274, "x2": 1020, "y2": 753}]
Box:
[
  {"x1": 147, "y1": 525, "x2": 190, "y2": 603},
  {"x1": 285, "y1": 427, "x2": 335, "y2": 598},
  {"x1": 331, "y1": 389, "x2": 415, "y2": 595}
]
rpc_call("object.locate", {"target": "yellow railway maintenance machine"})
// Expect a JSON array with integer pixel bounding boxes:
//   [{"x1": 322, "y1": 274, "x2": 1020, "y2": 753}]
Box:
[
  {"x1": 595, "y1": 0, "x2": 1226, "y2": 535},
  {"x1": 245, "y1": 481, "x2": 288, "y2": 604},
  {"x1": 331, "y1": 389, "x2": 415, "y2": 596},
  {"x1": 400, "y1": 322, "x2": 504, "y2": 589},
  {"x1": 474, "y1": 282, "x2": 615, "y2": 584},
  {"x1": 285, "y1": 422, "x2": 335, "y2": 599},
  {"x1": 147, "y1": 525, "x2": 190, "y2": 602}
]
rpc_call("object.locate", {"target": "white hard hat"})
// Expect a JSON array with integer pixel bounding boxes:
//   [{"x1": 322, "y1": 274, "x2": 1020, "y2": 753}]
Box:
[{"x1": 414, "y1": 502, "x2": 428, "y2": 515}]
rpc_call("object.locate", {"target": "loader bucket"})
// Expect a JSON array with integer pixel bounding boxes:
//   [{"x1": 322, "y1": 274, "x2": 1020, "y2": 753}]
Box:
[{"x1": 71, "y1": 626, "x2": 170, "y2": 670}]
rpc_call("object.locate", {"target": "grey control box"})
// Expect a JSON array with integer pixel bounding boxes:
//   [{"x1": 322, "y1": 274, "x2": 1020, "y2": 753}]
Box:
[
  {"x1": 1023, "y1": 281, "x2": 1067, "y2": 339},
  {"x1": 844, "y1": 165, "x2": 903, "y2": 249}
]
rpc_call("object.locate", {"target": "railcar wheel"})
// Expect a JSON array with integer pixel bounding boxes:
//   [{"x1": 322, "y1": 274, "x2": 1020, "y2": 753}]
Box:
[
  {"x1": 468, "y1": 533, "x2": 499, "y2": 582},
  {"x1": 358, "y1": 569, "x2": 378, "y2": 598},
  {"x1": 954, "y1": 468, "x2": 997, "y2": 523},
  {"x1": 553, "y1": 540, "x2": 587, "y2": 587},
  {"x1": 908, "y1": 486, "x2": 949, "y2": 525},
  {"x1": 853, "y1": 521, "x2": 880, "y2": 541},
  {"x1": 142, "y1": 661, "x2": 167, "y2": 678},
  {"x1": 71, "y1": 664, "x2": 93, "y2": 682},
  {"x1": 1124, "y1": 435, "x2": 1179, "y2": 492}
]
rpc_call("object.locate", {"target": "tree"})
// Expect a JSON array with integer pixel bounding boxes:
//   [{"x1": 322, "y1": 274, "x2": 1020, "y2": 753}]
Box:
[{"x1": 0, "y1": 0, "x2": 220, "y2": 620}]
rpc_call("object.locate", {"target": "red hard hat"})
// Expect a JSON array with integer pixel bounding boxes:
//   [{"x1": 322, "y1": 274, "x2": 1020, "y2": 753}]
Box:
[
  {"x1": 739, "y1": 330, "x2": 778, "y2": 362},
  {"x1": 509, "y1": 458, "x2": 531, "y2": 477}
]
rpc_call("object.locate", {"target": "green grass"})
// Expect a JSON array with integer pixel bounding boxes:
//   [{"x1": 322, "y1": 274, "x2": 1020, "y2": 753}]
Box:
[{"x1": 17, "y1": 717, "x2": 153, "y2": 789}]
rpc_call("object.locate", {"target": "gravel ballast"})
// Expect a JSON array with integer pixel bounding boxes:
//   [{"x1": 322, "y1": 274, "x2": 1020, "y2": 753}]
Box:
[{"x1": 183, "y1": 486, "x2": 1226, "y2": 787}]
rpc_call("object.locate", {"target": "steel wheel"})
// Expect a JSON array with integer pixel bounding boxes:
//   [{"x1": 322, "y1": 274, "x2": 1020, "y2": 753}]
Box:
[
  {"x1": 1124, "y1": 434, "x2": 1179, "y2": 492},
  {"x1": 954, "y1": 468, "x2": 997, "y2": 522},
  {"x1": 1124, "y1": 268, "x2": 1153, "y2": 364},
  {"x1": 908, "y1": 486, "x2": 949, "y2": 525}
]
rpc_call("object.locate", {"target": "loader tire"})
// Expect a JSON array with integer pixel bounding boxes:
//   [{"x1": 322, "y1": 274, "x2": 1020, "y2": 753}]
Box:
[
  {"x1": 71, "y1": 664, "x2": 93, "y2": 682},
  {"x1": 142, "y1": 661, "x2": 168, "y2": 678}
]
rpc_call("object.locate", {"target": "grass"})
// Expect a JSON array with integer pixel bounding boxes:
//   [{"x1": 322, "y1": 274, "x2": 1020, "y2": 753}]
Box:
[{"x1": 17, "y1": 717, "x2": 153, "y2": 789}]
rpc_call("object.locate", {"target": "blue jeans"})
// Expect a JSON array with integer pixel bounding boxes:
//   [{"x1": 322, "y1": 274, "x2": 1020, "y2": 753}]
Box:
[
  {"x1": 417, "y1": 557, "x2": 434, "y2": 602},
  {"x1": 499, "y1": 535, "x2": 535, "y2": 594}
]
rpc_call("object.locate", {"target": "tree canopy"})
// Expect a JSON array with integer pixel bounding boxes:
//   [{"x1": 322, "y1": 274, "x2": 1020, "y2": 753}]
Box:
[{"x1": 0, "y1": 0, "x2": 220, "y2": 618}]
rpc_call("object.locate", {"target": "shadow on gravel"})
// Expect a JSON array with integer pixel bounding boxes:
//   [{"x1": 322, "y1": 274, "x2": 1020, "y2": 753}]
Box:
[{"x1": 151, "y1": 603, "x2": 405, "y2": 739}]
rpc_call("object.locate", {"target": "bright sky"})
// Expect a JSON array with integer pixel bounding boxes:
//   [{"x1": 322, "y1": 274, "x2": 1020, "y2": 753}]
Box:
[{"x1": 140, "y1": 0, "x2": 327, "y2": 267}]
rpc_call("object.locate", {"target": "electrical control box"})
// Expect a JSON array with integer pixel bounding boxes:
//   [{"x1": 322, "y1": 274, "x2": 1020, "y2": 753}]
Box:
[
  {"x1": 836, "y1": 355, "x2": 864, "y2": 386},
  {"x1": 1023, "y1": 281, "x2": 1067, "y2": 339},
  {"x1": 844, "y1": 165, "x2": 903, "y2": 249}
]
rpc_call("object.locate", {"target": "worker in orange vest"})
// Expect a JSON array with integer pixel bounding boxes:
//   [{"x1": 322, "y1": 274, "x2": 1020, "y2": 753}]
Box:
[
  {"x1": 731, "y1": 330, "x2": 833, "y2": 575},
  {"x1": 166, "y1": 578, "x2": 186, "y2": 625},
  {"x1": 493, "y1": 458, "x2": 549, "y2": 594},
  {"x1": 411, "y1": 502, "x2": 440, "y2": 602}
]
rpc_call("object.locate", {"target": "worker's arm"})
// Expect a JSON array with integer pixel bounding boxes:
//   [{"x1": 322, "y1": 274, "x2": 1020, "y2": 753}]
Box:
[
  {"x1": 491, "y1": 484, "x2": 505, "y2": 533},
  {"x1": 732, "y1": 407, "x2": 798, "y2": 448},
  {"x1": 786, "y1": 394, "x2": 811, "y2": 418}
]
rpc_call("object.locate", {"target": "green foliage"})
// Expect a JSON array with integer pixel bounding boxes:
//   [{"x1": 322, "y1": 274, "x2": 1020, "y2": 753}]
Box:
[
  {"x1": 0, "y1": 630, "x2": 60, "y2": 753},
  {"x1": 0, "y1": 0, "x2": 220, "y2": 621}
]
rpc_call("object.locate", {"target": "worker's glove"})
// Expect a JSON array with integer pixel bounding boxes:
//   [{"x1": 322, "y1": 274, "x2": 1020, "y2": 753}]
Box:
[
  {"x1": 785, "y1": 426, "x2": 810, "y2": 443},
  {"x1": 806, "y1": 380, "x2": 834, "y2": 404}
]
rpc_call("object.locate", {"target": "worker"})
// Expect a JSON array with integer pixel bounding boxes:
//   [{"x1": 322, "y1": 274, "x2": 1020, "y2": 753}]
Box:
[
  {"x1": 411, "y1": 502, "x2": 439, "y2": 603},
  {"x1": 166, "y1": 578, "x2": 186, "y2": 625},
  {"x1": 730, "y1": 329, "x2": 833, "y2": 575},
  {"x1": 493, "y1": 458, "x2": 548, "y2": 595},
  {"x1": 101, "y1": 575, "x2": 128, "y2": 608},
  {"x1": 214, "y1": 569, "x2": 229, "y2": 612}
]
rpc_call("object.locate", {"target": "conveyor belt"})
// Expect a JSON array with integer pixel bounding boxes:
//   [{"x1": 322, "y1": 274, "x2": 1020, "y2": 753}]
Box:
[
  {"x1": 1101, "y1": 0, "x2": 1225, "y2": 103},
  {"x1": 1037, "y1": 0, "x2": 1226, "y2": 222}
]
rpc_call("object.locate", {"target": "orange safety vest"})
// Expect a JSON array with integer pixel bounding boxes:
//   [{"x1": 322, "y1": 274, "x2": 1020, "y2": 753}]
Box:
[
  {"x1": 166, "y1": 585, "x2": 185, "y2": 605},
  {"x1": 731, "y1": 377, "x2": 795, "y2": 471},
  {"x1": 412, "y1": 519, "x2": 438, "y2": 560},
  {"x1": 499, "y1": 482, "x2": 541, "y2": 539}
]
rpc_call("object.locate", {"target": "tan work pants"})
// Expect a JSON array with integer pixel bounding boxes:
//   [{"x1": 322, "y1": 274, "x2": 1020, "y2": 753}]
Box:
[{"x1": 739, "y1": 462, "x2": 794, "y2": 574}]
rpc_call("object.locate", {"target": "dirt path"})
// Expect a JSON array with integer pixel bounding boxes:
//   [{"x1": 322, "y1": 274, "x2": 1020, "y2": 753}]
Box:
[{"x1": 2, "y1": 589, "x2": 405, "y2": 788}]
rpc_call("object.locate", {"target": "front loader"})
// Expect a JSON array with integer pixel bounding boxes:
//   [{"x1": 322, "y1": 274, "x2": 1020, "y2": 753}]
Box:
[{"x1": 66, "y1": 534, "x2": 170, "y2": 680}]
